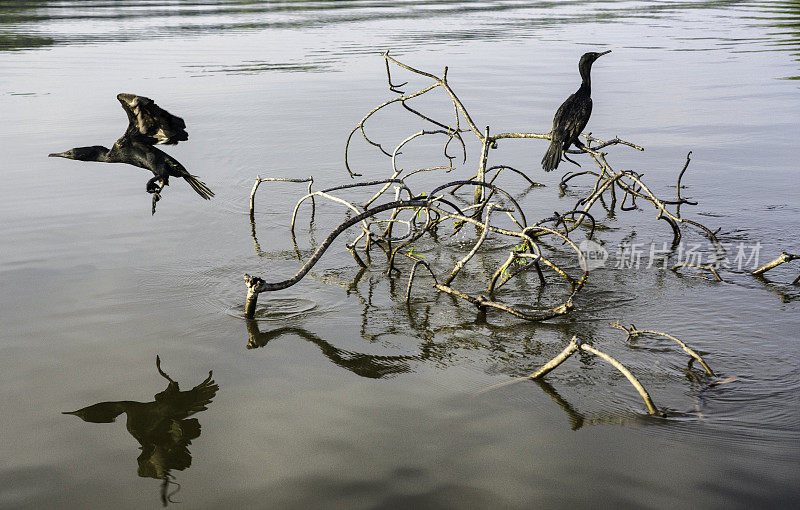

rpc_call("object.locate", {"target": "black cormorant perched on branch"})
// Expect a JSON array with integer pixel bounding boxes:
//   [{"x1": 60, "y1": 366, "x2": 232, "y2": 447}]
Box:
[
  {"x1": 541, "y1": 50, "x2": 611, "y2": 172},
  {"x1": 49, "y1": 93, "x2": 213, "y2": 214}
]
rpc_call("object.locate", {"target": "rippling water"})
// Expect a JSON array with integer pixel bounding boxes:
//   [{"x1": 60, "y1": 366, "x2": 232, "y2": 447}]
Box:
[{"x1": 1, "y1": 1, "x2": 799, "y2": 508}]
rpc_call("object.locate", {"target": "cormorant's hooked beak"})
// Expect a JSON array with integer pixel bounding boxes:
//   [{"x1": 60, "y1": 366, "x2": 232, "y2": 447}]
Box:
[
  {"x1": 49, "y1": 151, "x2": 70, "y2": 159},
  {"x1": 597, "y1": 50, "x2": 612, "y2": 57}
]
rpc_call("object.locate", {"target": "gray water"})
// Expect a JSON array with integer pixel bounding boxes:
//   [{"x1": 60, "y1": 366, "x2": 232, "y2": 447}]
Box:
[{"x1": 1, "y1": 1, "x2": 799, "y2": 508}]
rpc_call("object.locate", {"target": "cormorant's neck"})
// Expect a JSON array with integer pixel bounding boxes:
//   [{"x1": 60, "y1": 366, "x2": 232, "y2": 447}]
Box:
[
  {"x1": 579, "y1": 63, "x2": 593, "y2": 95},
  {"x1": 75, "y1": 145, "x2": 113, "y2": 162},
  {"x1": 95, "y1": 147, "x2": 113, "y2": 162}
]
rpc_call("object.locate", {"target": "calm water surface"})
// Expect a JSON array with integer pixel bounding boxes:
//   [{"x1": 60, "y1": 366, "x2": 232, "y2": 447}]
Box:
[{"x1": 1, "y1": 1, "x2": 799, "y2": 508}]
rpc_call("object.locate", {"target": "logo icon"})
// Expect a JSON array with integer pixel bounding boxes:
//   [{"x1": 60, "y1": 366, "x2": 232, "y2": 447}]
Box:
[{"x1": 578, "y1": 239, "x2": 608, "y2": 270}]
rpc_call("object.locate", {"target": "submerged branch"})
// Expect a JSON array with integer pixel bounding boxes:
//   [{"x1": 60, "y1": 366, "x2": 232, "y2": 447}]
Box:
[
  {"x1": 529, "y1": 336, "x2": 663, "y2": 416},
  {"x1": 671, "y1": 263, "x2": 723, "y2": 281},
  {"x1": 610, "y1": 322, "x2": 715, "y2": 376},
  {"x1": 752, "y1": 252, "x2": 800, "y2": 277},
  {"x1": 243, "y1": 199, "x2": 427, "y2": 318}
]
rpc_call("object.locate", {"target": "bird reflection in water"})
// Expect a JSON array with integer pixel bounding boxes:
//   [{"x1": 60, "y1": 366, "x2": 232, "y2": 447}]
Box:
[{"x1": 63, "y1": 356, "x2": 218, "y2": 506}]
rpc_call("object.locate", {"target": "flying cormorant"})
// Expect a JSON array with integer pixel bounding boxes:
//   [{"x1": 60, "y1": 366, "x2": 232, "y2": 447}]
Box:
[
  {"x1": 541, "y1": 50, "x2": 611, "y2": 172},
  {"x1": 49, "y1": 93, "x2": 213, "y2": 214}
]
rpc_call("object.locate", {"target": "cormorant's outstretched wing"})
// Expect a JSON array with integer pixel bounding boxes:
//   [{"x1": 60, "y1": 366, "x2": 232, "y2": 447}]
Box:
[
  {"x1": 153, "y1": 370, "x2": 219, "y2": 418},
  {"x1": 179, "y1": 371, "x2": 219, "y2": 416},
  {"x1": 117, "y1": 93, "x2": 188, "y2": 146}
]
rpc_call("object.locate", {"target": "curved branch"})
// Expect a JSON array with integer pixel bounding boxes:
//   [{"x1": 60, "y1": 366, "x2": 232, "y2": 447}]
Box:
[
  {"x1": 405, "y1": 258, "x2": 438, "y2": 303},
  {"x1": 579, "y1": 343, "x2": 662, "y2": 416},
  {"x1": 671, "y1": 263, "x2": 722, "y2": 281},
  {"x1": 244, "y1": 199, "x2": 428, "y2": 318},
  {"x1": 430, "y1": 180, "x2": 528, "y2": 228},
  {"x1": 752, "y1": 252, "x2": 800, "y2": 276},
  {"x1": 345, "y1": 82, "x2": 440, "y2": 177},
  {"x1": 384, "y1": 53, "x2": 484, "y2": 141},
  {"x1": 610, "y1": 322, "x2": 715, "y2": 376},
  {"x1": 529, "y1": 336, "x2": 663, "y2": 416},
  {"x1": 433, "y1": 283, "x2": 573, "y2": 322}
]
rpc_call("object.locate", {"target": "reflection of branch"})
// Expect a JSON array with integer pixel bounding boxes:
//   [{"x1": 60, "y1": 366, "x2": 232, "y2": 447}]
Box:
[
  {"x1": 695, "y1": 376, "x2": 739, "y2": 419},
  {"x1": 535, "y1": 379, "x2": 585, "y2": 431},
  {"x1": 245, "y1": 321, "x2": 414, "y2": 379},
  {"x1": 250, "y1": 217, "x2": 264, "y2": 257},
  {"x1": 473, "y1": 375, "x2": 587, "y2": 429},
  {"x1": 250, "y1": 176, "x2": 315, "y2": 257},
  {"x1": 161, "y1": 475, "x2": 181, "y2": 507}
]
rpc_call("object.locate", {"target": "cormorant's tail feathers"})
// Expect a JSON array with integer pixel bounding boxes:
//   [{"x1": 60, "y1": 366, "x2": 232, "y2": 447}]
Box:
[
  {"x1": 184, "y1": 174, "x2": 214, "y2": 200},
  {"x1": 541, "y1": 139, "x2": 561, "y2": 172}
]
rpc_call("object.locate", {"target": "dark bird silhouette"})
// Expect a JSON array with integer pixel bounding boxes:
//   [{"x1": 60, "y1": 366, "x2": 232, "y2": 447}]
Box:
[
  {"x1": 49, "y1": 93, "x2": 213, "y2": 214},
  {"x1": 541, "y1": 50, "x2": 611, "y2": 172},
  {"x1": 64, "y1": 356, "x2": 218, "y2": 505}
]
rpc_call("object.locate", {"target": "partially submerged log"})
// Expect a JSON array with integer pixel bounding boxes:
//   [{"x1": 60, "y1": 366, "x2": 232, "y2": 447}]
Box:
[{"x1": 752, "y1": 252, "x2": 800, "y2": 283}]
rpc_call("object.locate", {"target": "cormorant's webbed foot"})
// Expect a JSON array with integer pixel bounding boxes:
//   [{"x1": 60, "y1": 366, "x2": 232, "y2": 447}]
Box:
[
  {"x1": 146, "y1": 176, "x2": 162, "y2": 194},
  {"x1": 146, "y1": 175, "x2": 169, "y2": 194},
  {"x1": 152, "y1": 192, "x2": 161, "y2": 216},
  {"x1": 146, "y1": 177, "x2": 168, "y2": 215}
]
